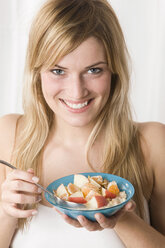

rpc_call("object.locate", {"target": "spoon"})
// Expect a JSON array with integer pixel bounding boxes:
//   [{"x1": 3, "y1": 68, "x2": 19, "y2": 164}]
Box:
[{"x1": 0, "y1": 160, "x2": 87, "y2": 209}]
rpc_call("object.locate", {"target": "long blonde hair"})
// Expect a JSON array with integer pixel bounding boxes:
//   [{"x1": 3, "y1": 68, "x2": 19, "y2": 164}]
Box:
[{"x1": 12, "y1": 0, "x2": 150, "y2": 228}]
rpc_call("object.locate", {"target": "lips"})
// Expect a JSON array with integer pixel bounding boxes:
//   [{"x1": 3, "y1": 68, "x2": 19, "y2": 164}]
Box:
[{"x1": 60, "y1": 99, "x2": 93, "y2": 110}]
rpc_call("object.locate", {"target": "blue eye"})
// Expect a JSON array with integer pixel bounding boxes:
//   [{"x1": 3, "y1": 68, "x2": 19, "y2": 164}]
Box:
[
  {"x1": 88, "y1": 68, "x2": 102, "y2": 74},
  {"x1": 51, "y1": 69, "x2": 65, "y2": 75}
]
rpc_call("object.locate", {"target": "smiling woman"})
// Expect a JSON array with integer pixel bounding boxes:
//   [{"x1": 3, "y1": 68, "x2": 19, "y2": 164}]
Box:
[
  {"x1": 40, "y1": 37, "x2": 111, "y2": 127},
  {"x1": 0, "y1": 0, "x2": 165, "y2": 248}
]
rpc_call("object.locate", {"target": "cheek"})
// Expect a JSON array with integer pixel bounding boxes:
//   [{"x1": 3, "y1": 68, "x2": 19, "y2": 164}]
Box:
[
  {"x1": 93, "y1": 75, "x2": 111, "y2": 97},
  {"x1": 41, "y1": 73, "x2": 60, "y2": 98}
]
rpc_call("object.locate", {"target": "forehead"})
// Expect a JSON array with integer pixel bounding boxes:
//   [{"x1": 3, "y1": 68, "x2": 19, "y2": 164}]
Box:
[{"x1": 56, "y1": 37, "x2": 107, "y2": 68}]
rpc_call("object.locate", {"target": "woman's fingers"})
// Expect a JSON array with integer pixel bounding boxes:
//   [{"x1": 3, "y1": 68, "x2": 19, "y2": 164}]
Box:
[
  {"x1": 2, "y1": 191, "x2": 42, "y2": 204},
  {"x1": 95, "y1": 213, "x2": 117, "y2": 228},
  {"x1": 54, "y1": 208, "x2": 82, "y2": 228},
  {"x1": 78, "y1": 201, "x2": 134, "y2": 230},
  {"x1": 63, "y1": 214, "x2": 83, "y2": 228},
  {"x1": 27, "y1": 168, "x2": 34, "y2": 174},
  {"x1": 6, "y1": 169, "x2": 39, "y2": 184},
  {"x1": 0, "y1": 169, "x2": 42, "y2": 219},
  {"x1": 95, "y1": 200, "x2": 136, "y2": 229},
  {"x1": 77, "y1": 215, "x2": 103, "y2": 231},
  {"x1": 54, "y1": 208, "x2": 103, "y2": 230},
  {"x1": 3, "y1": 179, "x2": 42, "y2": 194},
  {"x1": 124, "y1": 200, "x2": 136, "y2": 212},
  {"x1": 3, "y1": 203, "x2": 38, "y2": 218},
  {"x1": 3, "y1": 169, "x2": 41, "y2": 195},
  {"x1": 54, "y1": 200, "x2": 136, "y2": 231}
]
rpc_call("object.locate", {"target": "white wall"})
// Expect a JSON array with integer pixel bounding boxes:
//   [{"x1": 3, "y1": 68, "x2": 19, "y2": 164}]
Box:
[
  {"x1": 110, "y1": 0, "x2": 165, "y2": 123},
  {"x1": 0, "y1": 0, "x2": 44, "y2": 115}
]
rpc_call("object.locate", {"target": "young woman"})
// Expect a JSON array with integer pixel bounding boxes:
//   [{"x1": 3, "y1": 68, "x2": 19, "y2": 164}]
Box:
[{"x1": 0, "y1": 0, "x2": 165, "y2": 247}]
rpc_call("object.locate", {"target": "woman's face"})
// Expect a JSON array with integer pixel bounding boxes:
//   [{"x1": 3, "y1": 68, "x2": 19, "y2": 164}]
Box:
[{"x1": 40, "y1": 37, "x2": 111, "y2": 128}]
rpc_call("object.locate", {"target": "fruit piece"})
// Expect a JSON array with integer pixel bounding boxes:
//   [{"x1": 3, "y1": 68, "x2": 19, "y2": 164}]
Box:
[
  {"x1": 102, "y1": 178, "x2": 109, "y2": 188},
  {"x1": 81, "y1": 182, "x2": 100, "y2": 197},
  {"x1": 68, "y1": 191, "x2": 87, "y2": 204},
  {"x1": 88, "y1": 177, "x2": 101, "y2": 188},
  {"x1": 87, "y1": 195, "x2": 109, "y2": 209},
  {"x1": 67, "y1": 183, "x2": 80, "y2": 194},
  {"x1": 101, "y1": 187, "x2": 116, "y2": 199},
  {"x1": 74, "y1": 174, "x2": 89, "y2": 188},
  {"x1": 56, "y1": 184, "x2": 69, "y2": 200},
  {"x1": 90, "y1": 176, "x2": 103, "y2": 185},
  {"x1": 107, "y1": 181, "x2": 120, "y2": 195},
  {"x1": 85, "y1": 189, "x2": 101, "y2": 201}
]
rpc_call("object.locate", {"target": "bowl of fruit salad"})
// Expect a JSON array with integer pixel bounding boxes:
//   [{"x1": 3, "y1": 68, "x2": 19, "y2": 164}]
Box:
[{"x1": 45, "y1": 172, "x2": 134, "y2": 221}]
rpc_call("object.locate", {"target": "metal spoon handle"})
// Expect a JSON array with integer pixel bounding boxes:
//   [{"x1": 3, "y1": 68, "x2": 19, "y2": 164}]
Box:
[
  {"x1": 35, "y1": 182, "x2": 54, "y2": 197},
  {"x1": 0, "y1": 160, "x2": 16, "y2": 169},
  {"x1": 0, "y1": 160, "x2": 54, "y2": 197}
]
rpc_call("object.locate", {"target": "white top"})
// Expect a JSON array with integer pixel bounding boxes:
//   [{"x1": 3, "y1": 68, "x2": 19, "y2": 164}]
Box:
[{"x1": 11, "y1": 202, "x2": 150, "y2": 248}]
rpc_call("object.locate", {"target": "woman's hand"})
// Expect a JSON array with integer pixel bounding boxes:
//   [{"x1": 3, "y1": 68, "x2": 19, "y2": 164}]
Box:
[
  {"x1": 54, "y1": 200, "x2": 136, "y2": 231},
  {"x1": 1, "y1": 168, "x2": 42, "y2": 219}
]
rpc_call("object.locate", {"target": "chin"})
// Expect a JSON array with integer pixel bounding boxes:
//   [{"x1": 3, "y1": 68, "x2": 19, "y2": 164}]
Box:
[
  {"x1": 63, "y1": 117, "x2": 95, "y2": 128},
  {"x1": 67, "y1": 121, "x2": 92, "y2": 128}
]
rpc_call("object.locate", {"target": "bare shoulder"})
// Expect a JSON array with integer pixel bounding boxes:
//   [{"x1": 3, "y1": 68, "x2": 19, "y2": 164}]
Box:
[
  {"x1": 137, "y1": 122, "x2": 165, "y2": 164},
  {"x1": 136, "y1": 122, "x2": 165, "y2": 191},
  {"x1": 0, "y1": 113, "x2": 21, "y2": 127},
  {"x1": 0, "y1": 114, "x2": 22, "y2": 185},
  {"x1": 0, "y1": 114, "x2": 22, "y2": 161},
  {"x1": 137, "y1": 122, "x2": 165, "y2": 234},
  {"x1": 137, "y1": 121, "x2": 165, "y2": 138}
]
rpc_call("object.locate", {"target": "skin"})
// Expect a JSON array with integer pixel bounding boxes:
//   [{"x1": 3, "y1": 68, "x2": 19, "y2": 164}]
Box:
[
  {"x1": 0, "y1": 37, "x2": 165, "y2": 247},
  {"x1": 41, "y1": 37, "x2": 111, "y2": 128}
]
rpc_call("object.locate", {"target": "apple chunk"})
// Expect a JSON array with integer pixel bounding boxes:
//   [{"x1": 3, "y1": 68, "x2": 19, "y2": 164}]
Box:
[
  {"x1": 85, "y1": 189, "x2": 101, "y2": 201},
  {"x1": 74, "y1": 174, "x2": 89, "y2": 188},
  {"x1": 88, "y1": 177, "x2": 101, "y2": 188},
  {"x1": 87, "y1": 195, "x2": 109, "y2": 209},
  {"x1": 56, "y1": 184, "x2": 69, "y2": 200},
  {"x1": 102, "y1": 187, "x2": 116, "y2": 199},
  {"x1": 68, "y1": 191, "x2": 87, "y2": 204},
  {"x1": 67, "y1": 183, "x2": 80, "y2": 194},
  {"x1": 91, "y1": 175, "x2": 103, "y2": 185},
  {"x1": 81, "y1": 182, "x2": 100, "y2": 197}
]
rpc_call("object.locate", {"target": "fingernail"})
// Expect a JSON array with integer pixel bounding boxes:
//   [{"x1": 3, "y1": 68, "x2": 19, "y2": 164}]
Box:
[
  {"x1": 95, "y1": 214, "x2": 102, "y2": 221},
  {"x1": 78, "y1": 216, "x2": 85, "y2": 222},
  {"x1": 38, "y1": 188, "x2": 42, "y2": 193},
  {"x1": 32, "y1": 210, "x2": 38, "y2": 216},
  {"x1": 37, "y1": 196, "x2": 42, "y2": 202},
  {"x1": 126, "y1": 202, "x2": 132, "y2": 210},
  {"x1": 77, "y1": 216, "x2": 81, "y2": 222},
  {"x1": 32, "y1": 176, "x2": 39, "y2": 183}
]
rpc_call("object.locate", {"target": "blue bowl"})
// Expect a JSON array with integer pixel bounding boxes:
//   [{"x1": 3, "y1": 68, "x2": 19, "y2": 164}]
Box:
[{"x1": 45, "y1": 172, "x2": 134, "y2": 221}]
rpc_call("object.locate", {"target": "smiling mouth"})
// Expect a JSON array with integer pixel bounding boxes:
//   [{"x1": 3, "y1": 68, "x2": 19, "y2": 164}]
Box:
[{"x1": 60, "y1": 99, "x2": 93, "y2": 110}]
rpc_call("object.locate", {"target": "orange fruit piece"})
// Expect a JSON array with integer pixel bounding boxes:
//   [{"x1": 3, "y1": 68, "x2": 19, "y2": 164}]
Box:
[{"x1": 108, "y1": 184, "x2": 120, "y2": 195}]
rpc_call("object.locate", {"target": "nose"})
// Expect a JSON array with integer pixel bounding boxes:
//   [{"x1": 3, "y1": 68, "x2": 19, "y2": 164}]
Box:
[{"x1": 67, "y1": 74, "x2": 88, "y2": 99}]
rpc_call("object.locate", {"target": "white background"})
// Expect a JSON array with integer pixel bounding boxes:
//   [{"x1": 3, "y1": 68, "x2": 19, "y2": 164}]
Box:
[{"x1": 0, "y1": 0, "x2": 165, "y2": 123}]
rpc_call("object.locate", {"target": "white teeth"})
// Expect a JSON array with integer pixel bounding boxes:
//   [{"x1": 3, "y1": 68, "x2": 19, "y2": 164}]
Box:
[{"x1": 64, "y1": 100, "x2": 88, "y2": 109}]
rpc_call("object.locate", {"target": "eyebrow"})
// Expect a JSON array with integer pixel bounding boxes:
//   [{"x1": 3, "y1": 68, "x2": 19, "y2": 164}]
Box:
[
  {"x1": 54, "y1": 64, "x2": 67, "y2": 69},
  {"x1": 54, "y1": 61, "x2": 107, "y2": 70},
  {"x1": 85, "y1": 61, "x2": 107, "y2": 69}
]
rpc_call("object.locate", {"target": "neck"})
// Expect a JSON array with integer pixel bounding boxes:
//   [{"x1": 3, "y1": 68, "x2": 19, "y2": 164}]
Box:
[{"x1": 50, "y1": 117, "x2": 95, "y2": 147}]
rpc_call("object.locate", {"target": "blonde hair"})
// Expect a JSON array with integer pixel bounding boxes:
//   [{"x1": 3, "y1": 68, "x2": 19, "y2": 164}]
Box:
[{"x1": 12, "y1": 0, "x2": 150, "y2": 229}]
